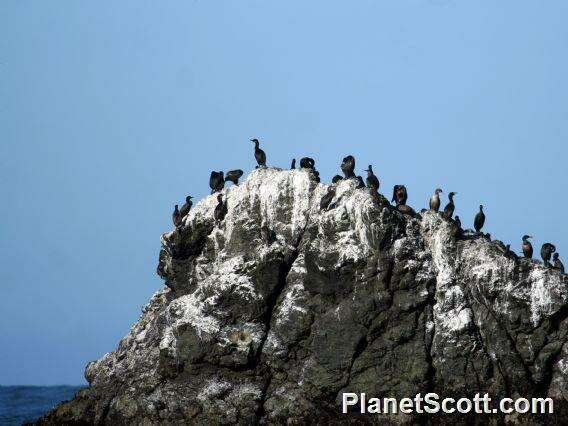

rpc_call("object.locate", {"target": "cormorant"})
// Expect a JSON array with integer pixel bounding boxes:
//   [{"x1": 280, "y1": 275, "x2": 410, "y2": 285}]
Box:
[
  {"x1": 364, "y1": 165, "x2": 380, "y2": 191},
  {"x1": 313, "y1": 169, "x2": 321, "y2": 183},
  {"x1": 332, "y1": 175, "x2": 343, "y2": 184},
  {"x1": 553, "y1": 253, "x2": 565, "y2": 274},
  {"x1": 429, "y1": 188, "x2": 443, "y2": 212},
  {"x1": 356, "y1": 176, "x2": 365, "y2": 189},
  {"x1": 397, "y1": 204, "x2": 417, "y2": 217},
  {"x1": 443, "y1": 192, "x2": 457, "y2": 220},
  {"x1": 320, "y1": 187, "x2": 336, "y2": 210},
  {"x1": 392, "y1": 185, "x2": 408, "y2": 206},
  {"x1": 454, "y1": 215, "x2": 463, "y2": 237},
  {"x1": 291, "y1": 159, "x2": 296, "y2": 169},
  {"x1": 504, "y1": 245, "x2": 518, "y2": 260},
  {"x1": 474, "y1": 205, "x2": 485, "y2": 233},
  {"x1": 225, "y1": 169, "x2": 244, "y2": 186},
  {"x1": 522, "y1": 235, "x2": 533, "y2": 258},
  {"x1": 251, "y1": 138, "x2": 266, "y2": 168},
  {"x1": 172, "y1": 205, "x2": 182, "y2": 228},
  {"x1": 300, "y1": 157, "x2": 315, "y2": 169},
  {"x1": 341, "y1": 155, "x2": 356, "y2": 178},
  {"x1": 179, "y1": 196, "x2": 194, "y2": 218},
  {"x1": 214, "y1": 194, "x2": 227, "y2": 225},
  {"x1": 541, "y1": 243, "x2": 556, "y2": 267},
  {"x1": 209, "y1": 171, "x2": 225, "y2": 194},
  {"x1": 454, "y1": 215, "x2": 461, "y2": 229}
]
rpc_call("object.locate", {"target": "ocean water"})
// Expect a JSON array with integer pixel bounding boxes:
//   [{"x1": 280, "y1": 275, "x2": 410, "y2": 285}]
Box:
[{"x1": 0, "y1": 386, "x2": 83, "y2": 425}]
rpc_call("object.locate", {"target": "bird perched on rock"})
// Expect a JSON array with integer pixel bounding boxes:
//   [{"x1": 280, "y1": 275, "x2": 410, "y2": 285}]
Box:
[
  {"x1": 225, "y1": 169, "x2": 244, "y2": 186},
  {"x1": 291, "y1": 158, "x2": 296, "y2": 169},
  {"x1": 541, "y1": 243, "x2": 556, "y2": 267},
  {"x1": 453, "y1": 215, "x2": 463, "y2": 237},
  {"x1": 429, "y1": 188, "x2": 443, "y2": 212},
  {"x1": 522, "y1": 235, "x2": 533, "y2": 258},
  {"x1": 300, "y1": 157, "x2": 315, "y2": 169},
  {"x1": 392, "y1": 185, "x2": 408, "y2": 206},
  {"x1": 443, "y1": 192, "x2": 457, "y2": 220},
  {"x1": 553, "y1": 253, "x2": 565, "y2": 274},
  {"x1": 179, "y1": 196, "x2": 193, "y2": 218},
  {"x1": 341, "y1": 155, "x2": 356, "y2": 178},
  {"x1": 209, "y1": 171, "x2": 225, "y2": 194},
  {"x1": 332, "y1": 175, "x2": 343, "y2": 184},
  {"x1": 504, "y1": 244, "x2": 518, "y2": 260},
  {"x1": 172, "y1": 205, "x2": 182, "y2": 228},
  {"x1": 364, "y1": 165, "x2": 380, "y2": 191},
  {"x1": 320, "y1": 187, "x2": 336, "y2": 210},
  {"x1": 214, "y1": 194, "x2": 227, "y2": 225},
  {"x1": 474, "y1": 205, "x2": 485, "y2": 233},
  {"x1": 313, "y1": 169, "x2": 321, "y2": 183},
  {"x1": 251, "y1": 138, "x2": 266, "y2": 168},
  {"x1": 397, "y1": 204, "x2": 417, "y2": 217}
]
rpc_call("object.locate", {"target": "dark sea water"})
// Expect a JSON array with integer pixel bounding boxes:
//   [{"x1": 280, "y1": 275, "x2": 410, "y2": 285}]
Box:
[{"x1": 0, "y1": 386, "x2": 83, "y2": 425}]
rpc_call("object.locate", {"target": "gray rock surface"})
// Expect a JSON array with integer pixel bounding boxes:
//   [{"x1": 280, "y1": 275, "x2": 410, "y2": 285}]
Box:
[{"x1": 38, "y1": 168, "x2": 568, "y2": 424}]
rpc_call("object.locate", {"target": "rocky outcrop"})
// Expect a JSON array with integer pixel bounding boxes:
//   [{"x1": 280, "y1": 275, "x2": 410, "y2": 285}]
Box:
[{"x1": 38, "y1": 168, "x2": 568, "y2": 425}]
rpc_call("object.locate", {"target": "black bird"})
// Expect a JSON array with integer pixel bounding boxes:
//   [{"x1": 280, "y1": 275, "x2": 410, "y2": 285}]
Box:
[
  {"x1": 341, "y1": 155, "x2": 356, "y2": 178},
  {"x1": 397, "y1": 204, "x2": 417, "y2": 217},
  {"x1": 214, "y1": 194, "x2": 227, "y2": 225},
  {"x1": 225, "y1": 169, "x2": 244, "y2": 186},
  {"x1": 179, "y1": 196, "x2": 194, "y2": 218},
  {"x1": 356, "y1": 176, "x2": 365, "y2": 189},
  {"x1": 429, "y1": 188, "x2": 443, "y2": 212},
  {"x1": 522, "y1": 235, "x2": 533, "y2": 258},
  {"x1": 313, "y1": 169, "x2": 321, "y2": 183},
  {"x1": 172, "y1": 205, "x2": 182, "y2": 228},
  {"x1": 209, "y1": 171, "x2": 225, "y2": 194},
  {"x1": 454, "y1": 215, "x2": 463, "y2": 237},
  {"x1": 320, "y1": 187, "x2": 336, "y2": 210},
  {"x1": 443, "y1": 192, "x2": 457, "y2": 220},
  {"x1": 300, "y1": 157, "x2": 315, "y2": 169},
  {"x1": 364, "y1": 165, "x2": 380, "y2": 191},
  {"x1": 392, "y1": 185, "x2": 408, "y2": 206},
  {"x1": 505, "y1": 245, "x2": 518, "y2": 260},
  {"x1": 455, "y1": 215, "x2": 462, "y2": 229},
  {"x1": 332, "y1": 175, "x2": 343, "y2": 184},
  {"x1": 291, "y1": 158, "x2": 296, "y2": 169},
  {"x1": 251, "y1": 138, "x2": 266, "y2": 168},
  {"x1": 474, "y1": 205, "x2": 485, "y2": 233},
  {"x1": 541, "y1": 243, "x2": 556, "y2": 267},
  {"x1": 553, "y1": 253, "x2": 565, "y2": 274}
]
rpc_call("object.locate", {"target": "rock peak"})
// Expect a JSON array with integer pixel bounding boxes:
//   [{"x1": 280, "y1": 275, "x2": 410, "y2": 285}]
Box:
[{"x1": 39, "y1": 168, "x2": 568, "y2": 424}]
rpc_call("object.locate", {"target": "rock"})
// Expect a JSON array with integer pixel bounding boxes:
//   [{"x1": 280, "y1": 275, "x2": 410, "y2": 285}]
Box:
[{"x1": 36, "y1": 168, "x2": 568, "y2": 424}]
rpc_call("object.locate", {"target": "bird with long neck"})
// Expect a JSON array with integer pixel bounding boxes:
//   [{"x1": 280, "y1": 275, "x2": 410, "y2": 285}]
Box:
[
  {"x1": 522, "y1": 235, "x2": 533, "y2": 258},
  {"x1": 179, "y1": 196, "x2": 193, "y2": 218},
  {"x1": 443, "y1": 192, "x2": 457, "y2": 219},
  {"x1": 364, "y1": 165, "x2": 380, "y2": 191},
  {"x1": 429, "y1": 188, "x2": 443, "y2": 212},
  {"x1": 474, "y1": 205, "x2": 485, "y2": 234},
  {"x1": 251, "y1": 138, "x2": 266, "y2": 168}
]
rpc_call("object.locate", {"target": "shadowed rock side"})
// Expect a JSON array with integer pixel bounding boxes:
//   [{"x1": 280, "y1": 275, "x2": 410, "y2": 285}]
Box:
[{"x1": 38, "y1": 169, "x2": 568, "y2": 425}]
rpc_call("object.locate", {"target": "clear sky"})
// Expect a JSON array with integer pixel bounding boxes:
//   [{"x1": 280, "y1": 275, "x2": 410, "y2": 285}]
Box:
[{"x1": 2, "y1": 1, "x2": 567, "y2": 385}]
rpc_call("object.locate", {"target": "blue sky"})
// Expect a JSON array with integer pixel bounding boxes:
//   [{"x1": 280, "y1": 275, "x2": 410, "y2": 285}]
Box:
[{"x1": 1, "y1": 1, "x2": 567, "y2": 385}]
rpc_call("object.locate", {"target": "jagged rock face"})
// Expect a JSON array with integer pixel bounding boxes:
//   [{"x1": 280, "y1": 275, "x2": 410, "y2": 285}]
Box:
[{"x1": 39, "y1": 169, "x2": 568, "y2": 425}]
